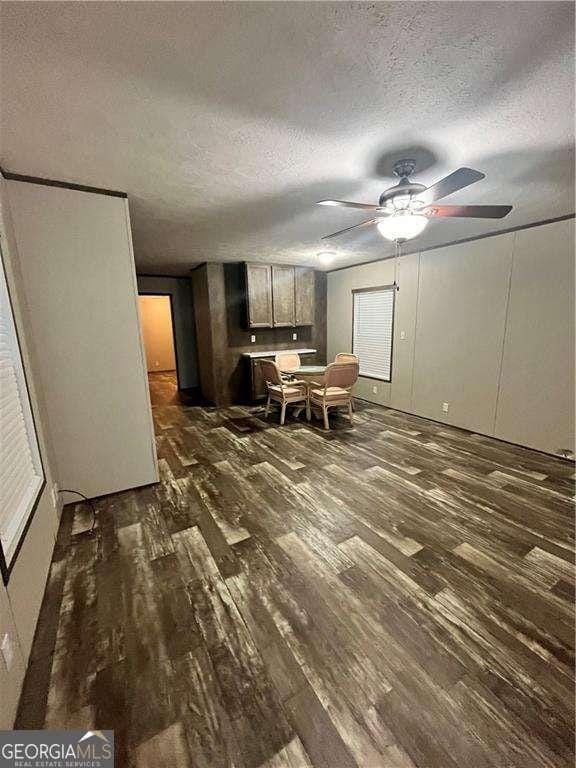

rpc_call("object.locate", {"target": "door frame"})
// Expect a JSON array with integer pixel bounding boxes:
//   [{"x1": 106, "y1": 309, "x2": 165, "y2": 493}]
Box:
[{"x1": 138, "y1": 291, "x2": 182, "y2": 389}]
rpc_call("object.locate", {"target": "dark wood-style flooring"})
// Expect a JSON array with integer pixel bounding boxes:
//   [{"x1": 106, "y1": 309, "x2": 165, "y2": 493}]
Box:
[
  {"x1": 148, "y1": 370, "x2": 210, "y2": 407},
  {"x1": 16, "y1": 376, "x2": 575, "y2": 767}
]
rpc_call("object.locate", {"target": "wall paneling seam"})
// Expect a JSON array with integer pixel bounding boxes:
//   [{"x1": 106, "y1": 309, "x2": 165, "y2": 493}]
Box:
[
  {"x1": 408, "y1": 251, "x2": 422, "y2": 413},
  {"x1": 492, "y1": 231, "x2": 517, "y2": 436}
]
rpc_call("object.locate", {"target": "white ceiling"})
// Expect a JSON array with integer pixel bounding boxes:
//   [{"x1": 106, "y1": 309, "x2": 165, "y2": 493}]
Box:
[{"x1": 1, "y1": 1, "x2": 574, "y2": 274}]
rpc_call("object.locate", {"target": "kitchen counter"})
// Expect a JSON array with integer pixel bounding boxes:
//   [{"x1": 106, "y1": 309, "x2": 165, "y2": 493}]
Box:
[
  {"x1": 243, "y1": 348, "x2": 319, "y2": 400},
  {"x1": 241, "y1": 348, "x2": 316, "y2": 359}
]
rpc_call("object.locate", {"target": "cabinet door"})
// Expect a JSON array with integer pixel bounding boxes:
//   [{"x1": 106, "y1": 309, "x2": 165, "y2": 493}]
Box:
[
  {"x1": 295, "y1": 267, "x2": 315, "y2": 326},
  {"x1": 245, "y1": 263, "x2": 273, "y2": 327},
  {"x1": 272, "y1": 265, "x2": 295, "y2": 326}
]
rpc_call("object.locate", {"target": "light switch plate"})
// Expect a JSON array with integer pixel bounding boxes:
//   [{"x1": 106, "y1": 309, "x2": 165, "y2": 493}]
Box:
[
  {"x1": 1, "y1": 633, "x2": 14, "y2": 671},
  {"x1": 372, "y1": 385, "x2": 378, "y2": 394},
  {"x1": 442, "y1": 402, "x2": 450, "y2": 413},
  {"x1": 400, "y1": 331, "x2": 407, "y2": 340},
  {"x1": 292, "y1": 333, "x2": 297, "y2": 341},
  {"x1": 250, "y1": 335, "x2": 256, "y2": 343}
]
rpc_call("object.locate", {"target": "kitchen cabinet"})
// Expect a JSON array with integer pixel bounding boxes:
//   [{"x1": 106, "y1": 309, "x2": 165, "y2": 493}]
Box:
[
  {"x1": 272, "y1": 265, "x2": 295, "y2": 326},
  {"x1": 245, "y1": 263, "x2": 273, "y2": 327},
  {"x1": 295, "y1": 267, "x2": 315, "y2": 326},
  {"x1": 244, "y1": 262, "x2": 316, "y2": 329}
]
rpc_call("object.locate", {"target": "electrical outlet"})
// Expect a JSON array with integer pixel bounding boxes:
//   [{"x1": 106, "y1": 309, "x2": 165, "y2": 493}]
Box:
[
  {"x1": 1, "y1": 633, "x2": 14, "y2": 671},
  {"x1": 250, "y1": 335, "x2": 256, "y2": 343},
  {"x1": 292, "y1": 332, "x2": 297, "y2": 341},
  {"x1": 442, "y1": 402, "x2": 450, "y2": 413},
  {"x1": 51, "y1": 483, "x2": 59, "y2": 508},
  {"x1": 372, "y1": 385, "x2": 378, "y2": 394}
]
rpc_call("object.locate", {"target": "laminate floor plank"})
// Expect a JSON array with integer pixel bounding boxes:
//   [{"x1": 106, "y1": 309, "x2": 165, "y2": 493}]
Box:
[{"x1": 16, "y1": 376, "x2": 575, "y2": 767}]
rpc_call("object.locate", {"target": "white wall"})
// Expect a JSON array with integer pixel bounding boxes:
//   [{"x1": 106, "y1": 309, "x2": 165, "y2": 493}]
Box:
[
  {"x1": 7, "y1": 181, "x2": 158, "y2": 499},
  {"x1": 0, "y1": 176, "x2": 61, "y2": 728},
  {"x1": 327, "y1": 218, "x2": 575, "y2": 456},
  {"x1": 411, "y1": 235, "x2": 514, "y2": 434},
  {"x1": 494, "y1": 220, "x2": 575, "y2": 453}
]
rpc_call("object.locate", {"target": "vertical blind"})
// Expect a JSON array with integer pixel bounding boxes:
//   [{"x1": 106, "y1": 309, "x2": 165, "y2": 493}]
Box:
[
  {"x1": 0, "y1": 247, "x2": 43, "y2": 572},
  {"x1": 352, "y1": 286, "x2": 395, "y2": 381}
]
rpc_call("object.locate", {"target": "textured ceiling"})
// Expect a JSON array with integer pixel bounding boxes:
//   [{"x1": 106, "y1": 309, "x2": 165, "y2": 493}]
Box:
[{"x1": 1, "y1": 1, "x2": 574, "y2": 274}]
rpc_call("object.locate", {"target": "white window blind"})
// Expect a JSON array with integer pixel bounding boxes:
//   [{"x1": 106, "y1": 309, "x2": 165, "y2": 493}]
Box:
[
  {"x1": 352, "y1": 286, "x2": 395, "y2": 381},
  {"x1": 0, "y1": 247, "x2": 44, "y2": 575}
]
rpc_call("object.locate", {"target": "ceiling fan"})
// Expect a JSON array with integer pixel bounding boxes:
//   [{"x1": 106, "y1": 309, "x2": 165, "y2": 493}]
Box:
[{"x1": 317, "y1": 159, "x2": 512, "y2": 242}]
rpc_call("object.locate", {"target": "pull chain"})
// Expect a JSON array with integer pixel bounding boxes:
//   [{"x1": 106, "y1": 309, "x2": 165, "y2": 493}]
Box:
[{"x1": 394, "y1": 239, "x2": 402, "y2": 291}]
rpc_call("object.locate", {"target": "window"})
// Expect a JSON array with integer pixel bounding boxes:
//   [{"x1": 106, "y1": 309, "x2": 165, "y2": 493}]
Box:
[
  {"x1": 352, "y1": 285, "x2": 395, "y2": 382},
  {"x1": 0, "y1": 244, "x2": 44, "y2": 583}
]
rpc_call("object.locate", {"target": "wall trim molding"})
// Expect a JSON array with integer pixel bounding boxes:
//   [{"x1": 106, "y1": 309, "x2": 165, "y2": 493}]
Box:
[
  {"x1": 0, "y1": 166, "x2": 127, "y2": 199},
  {"x1": 327, "y1": 213, "x2": 576, "y2": 274},
  {"x1": 352, "y1": 397, "x2": 575, "y2": 462}
]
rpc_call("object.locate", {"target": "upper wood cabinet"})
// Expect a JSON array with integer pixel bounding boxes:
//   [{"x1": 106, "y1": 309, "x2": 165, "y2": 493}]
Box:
[
  {"x1": 272, "y1": 265, "x2": 295, "y2": 327},
  {"x1": 294, "y1": 267, "x2": 315, "y2": 326},
  {"x1": 243, "y1": 262, "x2": 316, "y2": 328},
  {"x1": 245, "y1": 263, "x2": 273, "y2": 327}
]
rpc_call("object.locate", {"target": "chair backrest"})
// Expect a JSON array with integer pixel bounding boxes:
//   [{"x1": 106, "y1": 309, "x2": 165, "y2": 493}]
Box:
[
  {"x1": 275, "y1": 352, "x2": 301, "y2": 373},
  {"x1": 324, "y1": 361, "x2": 359, "y2": 390},
  {"x1": 335, "y1": 352, "x2": 358, "y2": 365},
  {"x1": 259, "y1": 358, "x2": 283, "y2": 386}
]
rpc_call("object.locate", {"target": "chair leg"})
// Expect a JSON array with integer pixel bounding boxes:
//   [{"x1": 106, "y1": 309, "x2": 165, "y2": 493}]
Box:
[
  {"x1": 323, "y1": 406, "x2": 329, "y2": 430},
  {"x1": 348, "y1": 400, "x2": 354, "y2": 424},
  {"x1": 264, "y1": 393, "x2": 271, "y2": 417},
  {"x1": 280, "y1": 402, "x2": 287, "y2": 425}
]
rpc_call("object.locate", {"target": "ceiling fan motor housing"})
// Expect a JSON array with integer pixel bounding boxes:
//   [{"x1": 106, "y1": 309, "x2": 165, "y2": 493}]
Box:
[
  {"x1": 379, "y1": 158, "x2": 427, "y2": 206},
  {"x1": 379, "y1": 180, "x2": 427, "y2": 206}
]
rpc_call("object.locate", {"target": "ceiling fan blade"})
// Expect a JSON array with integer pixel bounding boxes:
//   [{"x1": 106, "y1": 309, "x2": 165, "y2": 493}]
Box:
[
  {"x1": 317, "y1": 199, "x2": 381, "y2": 210},
  {"x1": 322, "y1": 218, "x2": 378, "y2": 240},
  {"x1": 425, "y1": 204, "x2": 513, "y2": 219},
  {"x1": 417, "y1": 168, "x2": 485, "y2": 204}
]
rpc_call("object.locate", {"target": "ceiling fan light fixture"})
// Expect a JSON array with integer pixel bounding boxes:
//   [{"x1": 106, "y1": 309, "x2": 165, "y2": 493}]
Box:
[{"x1": 377, "y1": 213, "x2": 428, "y2": 242}]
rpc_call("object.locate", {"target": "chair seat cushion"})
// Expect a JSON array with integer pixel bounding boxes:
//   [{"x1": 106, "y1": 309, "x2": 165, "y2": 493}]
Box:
[
  {"x1": 310, "y1": 386, "x2": 350, "y2": 400},
  {"x1": 268, "y1": 385, "x2": 304, "y2": 396}
]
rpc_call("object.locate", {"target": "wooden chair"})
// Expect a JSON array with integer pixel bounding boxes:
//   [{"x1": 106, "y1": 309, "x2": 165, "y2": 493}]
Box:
[
  {"x1": 275, "y1": 351, "x2": 301, "y2": 372},
  {"x1": 275, "y1": 351, "x2": 306, "y2": 386},
  {"x1": 334, "y1": 352, "x2": 358, "y2": 364},
  {"x1": 309, "y1": 361, "x2": 359, "y2": 430},
  {"x1": 334, "y1": 353, "x2": 359, "y2": 410},
  {"x1": 260, "y1": 359, "x2": 310, "y2": 425}
]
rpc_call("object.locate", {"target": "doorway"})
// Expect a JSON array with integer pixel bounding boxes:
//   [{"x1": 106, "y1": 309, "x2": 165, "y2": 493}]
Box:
[{"x1": 138, "y1": 294, "x2": 179, "y2": 405}]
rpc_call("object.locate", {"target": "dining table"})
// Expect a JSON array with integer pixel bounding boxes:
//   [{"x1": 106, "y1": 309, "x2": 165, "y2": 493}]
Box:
[
  {"x1": 290, "y1": 364, "x2": 327, "y2": 418},
  {"x1": 295, "y1": 364, "x2": 327, "y2": 382}
]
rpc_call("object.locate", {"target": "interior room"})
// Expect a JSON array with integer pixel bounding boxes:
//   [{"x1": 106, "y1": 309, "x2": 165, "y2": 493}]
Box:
[{"x1": 0, "y1": 2, "x2": 574, "y2": 766}]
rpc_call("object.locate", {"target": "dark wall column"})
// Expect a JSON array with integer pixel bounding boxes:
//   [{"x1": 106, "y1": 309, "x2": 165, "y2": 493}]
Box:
[{"x1": 191, "y1": 263, "x2": 229, "y2": 406}]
